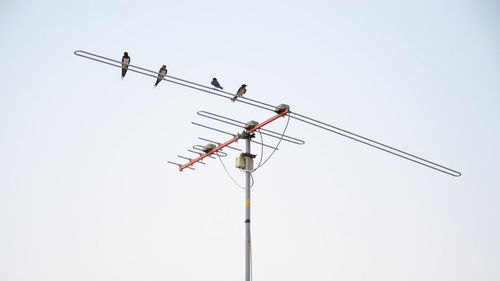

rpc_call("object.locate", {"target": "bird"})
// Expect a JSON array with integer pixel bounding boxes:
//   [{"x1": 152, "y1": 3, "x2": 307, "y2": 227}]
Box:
[
  {"x1": 154, "y1": 65, "x2": 167, "y2": 87},
  {"x1": 231, "y1": 84, "x2": 247, "y2": 102},
  {"x1": 211, "y1": 78, "x2": 223, "y2": 90},
  {"x1": 121, "y1": 52, "x2": 130, "y2": 79}
]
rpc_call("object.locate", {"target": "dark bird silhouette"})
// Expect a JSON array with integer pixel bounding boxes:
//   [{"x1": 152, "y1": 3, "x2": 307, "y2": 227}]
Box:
[
  {"x1": 231, "y1": 84, "x2": 247, "y2": 102},
  {"x1": 154, "y1": 65, "x2": 167, "y2": 87},
  {"x1": 211, "y1": 78, "x2": 223, "y2": 90},
  {"x1": 121, "y1": 52, "x2": 130, "y2": 78}
]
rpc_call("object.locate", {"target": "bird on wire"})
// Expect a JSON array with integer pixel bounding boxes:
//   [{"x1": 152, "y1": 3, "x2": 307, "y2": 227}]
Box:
[
  {"x1": 121, "y1": 52, "x2": 130, "y2": 79},
  {"x1": 231, "y1": 84, "x2": 247, "y2": 102},
  {"x1": 154, "y1": 65, "x2": 167, "y2": 87},
  {"x1": 211, "y1": 78, "x2": 223, "y2": 90}
]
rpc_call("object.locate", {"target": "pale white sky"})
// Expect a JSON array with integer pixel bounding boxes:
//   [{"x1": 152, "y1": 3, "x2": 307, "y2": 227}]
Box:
[{"x1": 1, "y1": 0, "x2": 499, "y2": 280}]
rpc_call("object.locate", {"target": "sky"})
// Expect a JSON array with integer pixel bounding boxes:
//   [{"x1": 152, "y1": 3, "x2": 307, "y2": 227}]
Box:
[{"x1": 1, "y1": 0, "x2": 499, "y2": 280}]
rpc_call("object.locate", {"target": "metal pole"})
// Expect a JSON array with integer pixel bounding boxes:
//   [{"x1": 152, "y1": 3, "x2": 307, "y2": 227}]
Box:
[{"x1": 245, "y1": 136, "x2": 251, "y2": 281}]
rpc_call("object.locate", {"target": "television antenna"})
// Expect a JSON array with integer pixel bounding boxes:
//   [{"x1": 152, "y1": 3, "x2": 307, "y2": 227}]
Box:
[{"x1": 75, "y1": 50, "x2": 461, "y2": 281}]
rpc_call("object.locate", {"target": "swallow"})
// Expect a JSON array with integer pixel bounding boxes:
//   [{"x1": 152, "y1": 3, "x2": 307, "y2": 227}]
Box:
[
  {"x1": 211, "y1": 78, "x2": 223, "y2": 90},
  {"x1": 154, "y1": 65, "x2": 167, "y2": 87},
  {"x1": 121, "y1": 52, "x2": 130, "y2": 78},
  {"x1": 231, "y1": 84, "x2": 247, "y2": 102}
]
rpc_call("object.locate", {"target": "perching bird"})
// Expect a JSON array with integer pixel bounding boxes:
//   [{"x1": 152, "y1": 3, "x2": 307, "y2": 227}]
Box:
[
  {"x1": 231, "y1": 84, "x2": 247, "y2": 102},
  {"x1": 154, "y1": 65, "x2": 167, "y2": 87},
  {"x1": 121, "y1": 52, "x2": 130, "y2": 78},
  {"x1": 211, "y1": 78, "x2": 223, "y2": 90}
]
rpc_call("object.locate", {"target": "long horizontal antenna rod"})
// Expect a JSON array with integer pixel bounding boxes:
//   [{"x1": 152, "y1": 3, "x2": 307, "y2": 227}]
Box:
[
  {"x1": 188, "y1": 149, "x2": 215, "y2": 157},
  {"x1": 198, "y1": 137, "x2": 242, "y2": 151},
  {"x1": 191, "y1": 122, "x2": 279, "y2": 150},
  {"x1": 191, "y1": 146, "x2": 217, "y2": 158},
  {"x1": 197, "y1": 111, "x2": 305, "y2": 145},
  {"x1": 75, "y1": 50, "x2": 461, "y2": 177},
  {"x1": 167, "y1": 161, "x2": 195, "y2": 170},
  {"x1": 179, "y1": 109, "x2": 289, "y2": 171},
  {"x1": 289, "y1": 113, "x2": 461, "y2": 177},
  {"x1": 73, "y1": 50, "x2": 276, "y2": 112}
]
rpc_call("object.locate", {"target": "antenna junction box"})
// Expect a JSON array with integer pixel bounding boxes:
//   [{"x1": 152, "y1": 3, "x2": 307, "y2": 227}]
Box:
[{"x1": 236, "y1": 154, "x2": 254, "y2": 169}]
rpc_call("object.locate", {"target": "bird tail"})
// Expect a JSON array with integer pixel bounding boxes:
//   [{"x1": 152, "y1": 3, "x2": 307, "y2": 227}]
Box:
[{"x1": 231, "y1": 97, "x2": 236, "y2": 102}]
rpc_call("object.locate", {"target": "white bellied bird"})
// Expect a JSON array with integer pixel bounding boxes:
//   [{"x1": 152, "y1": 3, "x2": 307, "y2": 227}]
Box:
[
  {"x1": 155, "y1": 65, "x2": 167, "y2": 87},
  {"x1": 121, "y1": 52, "x2": 130, "y2": 78},
  {"x1": 231, "y1": 84, "x2": 247, "y2": 102}
]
